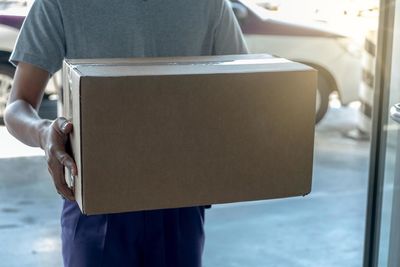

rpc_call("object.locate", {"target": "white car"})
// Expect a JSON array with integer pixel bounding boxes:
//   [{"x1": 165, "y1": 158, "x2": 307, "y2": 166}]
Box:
[
  {"x1": 1, "y1": 0, "x2": 377, "y2": 124},
  {"x1": 231, "y1": 0, "x2": 378, "y2": 123},
  {"x1": 0, "y1": 2, "x2": 59, "y2": 124}
]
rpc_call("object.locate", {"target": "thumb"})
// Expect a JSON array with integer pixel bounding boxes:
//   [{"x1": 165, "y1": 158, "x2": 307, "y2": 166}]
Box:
[{"x1": 56, "y1": 117, "x2": 73, "y2": 135}]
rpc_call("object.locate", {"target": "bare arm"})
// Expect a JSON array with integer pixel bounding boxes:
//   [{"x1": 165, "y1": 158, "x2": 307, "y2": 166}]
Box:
[
  {"x1": 5, "y1": 62, "x2": 51, "y2": 146},
  {"x1": 4, "y1": 62, "x2": 76, "y2": 201}
]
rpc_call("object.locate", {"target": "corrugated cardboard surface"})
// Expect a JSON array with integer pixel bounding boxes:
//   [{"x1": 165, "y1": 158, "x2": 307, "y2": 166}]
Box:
[
  {"x1": 64, "y1": 54, "x2": 317, "y2": 215},
  {"x1": 62, "y1": 63, "x2": 84, "y2": 207}
]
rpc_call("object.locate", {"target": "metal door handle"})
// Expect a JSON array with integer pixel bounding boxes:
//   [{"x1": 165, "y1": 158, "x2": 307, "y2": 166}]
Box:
[{"x1": 390, "y1": 103, "x2": 400, "y2": 124}]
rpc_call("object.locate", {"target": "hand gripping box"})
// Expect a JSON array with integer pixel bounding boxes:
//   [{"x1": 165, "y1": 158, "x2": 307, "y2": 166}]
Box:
[{"x1": 62, "y1": 54, "x2": 317, "y2": 215}]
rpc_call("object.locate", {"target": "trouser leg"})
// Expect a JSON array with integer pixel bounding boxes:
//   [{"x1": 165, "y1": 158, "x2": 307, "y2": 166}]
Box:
[
  {"x1": 61, "y1": 200, "x2": 205, "y2": 267},
  {"x1": 61, "y1": 200, "x2": 108, "y2": 267},
  {"x1": 61, "y1": 200, "x2": 143, "y2": 267},
  {"x1": 143, "y1": 207, "x2": 205, "y2": 267}
]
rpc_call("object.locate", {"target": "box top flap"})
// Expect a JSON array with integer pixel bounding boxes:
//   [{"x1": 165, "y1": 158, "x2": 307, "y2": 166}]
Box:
[{"x1": 64, "y1": 54, "x2": 314, "y2": 77}]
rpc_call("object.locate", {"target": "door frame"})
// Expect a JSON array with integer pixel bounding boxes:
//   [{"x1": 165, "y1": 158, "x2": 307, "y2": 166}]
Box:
[{"x1": 363, "y1": 0, "x2": 397, "y2": 266}]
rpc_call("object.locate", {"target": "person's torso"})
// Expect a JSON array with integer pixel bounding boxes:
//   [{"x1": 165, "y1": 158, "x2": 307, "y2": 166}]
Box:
[{"x1": 58, "y1": 0, "x2": 219, "y2": 59}]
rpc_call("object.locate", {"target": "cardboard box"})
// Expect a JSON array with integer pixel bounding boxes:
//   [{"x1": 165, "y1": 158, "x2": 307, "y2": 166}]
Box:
[{"x1": 63, "y1": 54, "x2": 317, "y2": 215}]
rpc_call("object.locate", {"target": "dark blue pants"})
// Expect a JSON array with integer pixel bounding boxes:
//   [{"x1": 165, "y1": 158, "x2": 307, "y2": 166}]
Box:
[{"x1": 61, "y1": 200, "x2": 205, "y2": 267}]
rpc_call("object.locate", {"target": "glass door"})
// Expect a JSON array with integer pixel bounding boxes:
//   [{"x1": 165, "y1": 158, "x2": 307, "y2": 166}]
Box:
[{"x1": 364, "y1": 0, "x2": 400, "y2": 266}]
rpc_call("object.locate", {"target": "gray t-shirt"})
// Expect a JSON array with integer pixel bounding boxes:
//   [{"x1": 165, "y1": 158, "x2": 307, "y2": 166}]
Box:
[{"x1": 10, "y1": 0, "x2": 248, "y2": 75}]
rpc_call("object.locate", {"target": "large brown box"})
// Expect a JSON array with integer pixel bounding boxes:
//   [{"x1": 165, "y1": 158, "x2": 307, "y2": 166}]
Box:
[{"x1": 63, "y1": 54, "x2": 317, "y2": 215}]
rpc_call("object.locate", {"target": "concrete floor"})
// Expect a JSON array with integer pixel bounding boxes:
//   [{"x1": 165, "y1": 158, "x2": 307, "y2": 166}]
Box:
[{"x1": 0, "y1": 104, "x2": 370, "y2": 267}]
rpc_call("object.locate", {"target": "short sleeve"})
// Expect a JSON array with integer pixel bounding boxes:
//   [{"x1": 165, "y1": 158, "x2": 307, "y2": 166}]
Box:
[
  {"x1": 213, "y1": 0, "x2": 249, "y2": 55},
  {"x1": 9, "y1": 0, "x2": 65, "y2": 75}
]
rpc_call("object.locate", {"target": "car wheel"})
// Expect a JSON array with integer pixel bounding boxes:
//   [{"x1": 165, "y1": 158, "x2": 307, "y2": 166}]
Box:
[
  {"x1": 0, "y1": 64, "x2": 15, "y2": 125},
  {"x1": 315, "y1": 74, "x2": 331, "y2": 124}
]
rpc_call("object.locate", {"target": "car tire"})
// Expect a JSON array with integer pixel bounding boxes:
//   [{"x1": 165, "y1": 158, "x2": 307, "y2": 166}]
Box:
[
  {"x1": 315, "y1": 74, "x2": 331, "y2": 124},
  {"x1": 0, "y1": 63, "x2": 15, "y2": 125}
]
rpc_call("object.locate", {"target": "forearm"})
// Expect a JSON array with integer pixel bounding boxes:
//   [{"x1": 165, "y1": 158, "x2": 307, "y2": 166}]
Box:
[{"x1": 4, "y1": 99, "x2": 51, "y2": 149}]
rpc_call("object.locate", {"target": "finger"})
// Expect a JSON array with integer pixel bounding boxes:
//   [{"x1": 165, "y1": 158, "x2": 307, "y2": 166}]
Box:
[
  {"x1": 48, "y1": 164, "x2": 71, "y2": 197},
  {"x1": 47, "y1": 165, "x2": 54, "y2": 178},
  {"x1": 54, "y1": 149, "x2": 78, "y2": 176},
  {"x1": 50, "y1": 161, "x2": 75, "y2": 201},
  {"x1": 54, "y1": 117, "x2": 73, "y2": 135},
  {"x1": 48, "y1": 161, "x2": 74, "y2": 198}
]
